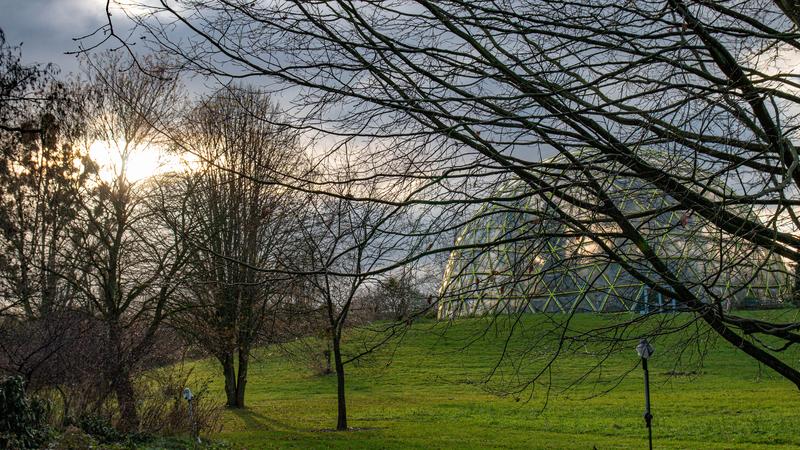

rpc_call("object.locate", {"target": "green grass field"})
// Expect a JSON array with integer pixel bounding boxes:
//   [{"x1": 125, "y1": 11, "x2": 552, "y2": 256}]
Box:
[{"x1": 185, "y1": 311, "x2": 800, "y2": 449}]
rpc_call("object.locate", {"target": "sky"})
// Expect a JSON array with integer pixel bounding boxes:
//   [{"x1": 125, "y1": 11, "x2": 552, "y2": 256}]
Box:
[
  {"x1": 1, "y1": 0, "x2": 114, "y2": 75},
  {"x1": 0, "y1": 0, "x2": 253, "y2": 98}
]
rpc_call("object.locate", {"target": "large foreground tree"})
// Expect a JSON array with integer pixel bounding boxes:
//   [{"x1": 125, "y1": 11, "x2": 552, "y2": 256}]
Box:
[{"x1": 92, "y1": 1, "x2": 800, "y2": 388}]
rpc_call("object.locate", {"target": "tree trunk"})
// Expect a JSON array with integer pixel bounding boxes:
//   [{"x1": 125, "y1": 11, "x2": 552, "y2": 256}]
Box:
[
  {"x1": 221, "y1": 353, "x2": 239, "y2": 408},
  {"x1": 332, "y1": 335, "x2": 347, "y2": 431},
  {"x1": 220, "y1": 349, "x2": 250, "y2": 408},
  {"x1": 107, "y1": 320, "x2": 139, "y2": 432},
  {"x1": 114, "y1": 368, "x2": 139, "y2": 432},
  {"x1": 235, "y1": 349, "x2": 249, "y2": 408},
  {"x1": 56, "y1": 385, "x2": 70, "y2": 427}
]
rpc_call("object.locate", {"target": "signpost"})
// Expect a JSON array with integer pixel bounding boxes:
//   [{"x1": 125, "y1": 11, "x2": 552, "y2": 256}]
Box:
[{"x1": 636, "y1": 339, "x2": 654, "y2": 450}]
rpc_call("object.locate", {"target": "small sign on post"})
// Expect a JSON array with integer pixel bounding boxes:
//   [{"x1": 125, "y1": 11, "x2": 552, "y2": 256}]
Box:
[{"x1": 183, "y1": 387, "x2": 201, "y2": 444}]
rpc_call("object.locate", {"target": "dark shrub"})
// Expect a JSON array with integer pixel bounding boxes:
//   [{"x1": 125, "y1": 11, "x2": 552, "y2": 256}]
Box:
[
  {"x1": 0, "y1": 376, "x2": 50, "y2": 448},
  {"x1": 66, "y1": 414, "x2": 121, "y2": 443}
]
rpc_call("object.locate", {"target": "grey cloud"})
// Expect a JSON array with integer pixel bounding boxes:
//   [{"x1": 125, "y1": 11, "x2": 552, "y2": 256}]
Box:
[{"x1": 0, "y1": 0, "x2": 108, "y2": 74}]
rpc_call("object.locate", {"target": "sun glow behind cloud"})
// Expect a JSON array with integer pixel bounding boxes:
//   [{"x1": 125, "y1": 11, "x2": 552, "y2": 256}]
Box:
[{"x1": 88, "y1": 140, "x2": 198, "y2": 183}]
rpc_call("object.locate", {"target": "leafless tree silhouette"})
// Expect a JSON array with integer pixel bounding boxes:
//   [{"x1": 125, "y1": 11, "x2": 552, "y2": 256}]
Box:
[{"x1": 82, "y1": 0, "x2": 800, "y2": 392}]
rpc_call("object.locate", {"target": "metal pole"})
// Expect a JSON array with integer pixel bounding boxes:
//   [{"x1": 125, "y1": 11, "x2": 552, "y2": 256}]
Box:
[
  {"x1": 188, "y1": 398, "x2": 195, "y2": 444},
  {"x1": 642, "y1": 357, "x2": 653, "y2": 450}
]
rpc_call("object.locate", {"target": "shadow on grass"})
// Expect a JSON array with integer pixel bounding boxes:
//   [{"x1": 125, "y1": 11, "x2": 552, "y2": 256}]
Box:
[
  {"x1": 229, "y1": 408, "x2": 385, "y2": 436},
  {"x1": 228, "y1": 408, "x2": 302, "y2": 433}
]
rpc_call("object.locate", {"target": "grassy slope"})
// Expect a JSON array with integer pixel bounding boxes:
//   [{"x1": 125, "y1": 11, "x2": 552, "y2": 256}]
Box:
[{"x1": 187, "y1": 311, "x2": 800, "y2": 449}]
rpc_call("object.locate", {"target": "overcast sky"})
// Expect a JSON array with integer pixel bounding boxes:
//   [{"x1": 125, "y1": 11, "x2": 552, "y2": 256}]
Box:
[{"x1": 1, "y1": 0, "x2": 110, "y2": 75}]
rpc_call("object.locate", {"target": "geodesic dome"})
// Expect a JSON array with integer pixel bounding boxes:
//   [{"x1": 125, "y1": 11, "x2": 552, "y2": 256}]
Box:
[{"x1": 438, "y1": 150, "x2": 790, "y2": 318}]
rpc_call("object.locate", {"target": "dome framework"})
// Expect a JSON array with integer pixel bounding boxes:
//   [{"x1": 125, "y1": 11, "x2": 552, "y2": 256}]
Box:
[{"x1": 438, "y1": 151, "x2": 790, "y2": 318}]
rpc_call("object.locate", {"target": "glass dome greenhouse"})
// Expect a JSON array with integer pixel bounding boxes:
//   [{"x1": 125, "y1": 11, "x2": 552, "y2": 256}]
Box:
[{"x1": 438, "y1": 151, "x2": 790, "y2": 318}]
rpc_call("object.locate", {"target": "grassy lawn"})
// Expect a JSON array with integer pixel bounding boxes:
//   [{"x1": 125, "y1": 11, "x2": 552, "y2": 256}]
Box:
[{"x1": 184, "y1": 311, "x2": 800, "y2": 449}]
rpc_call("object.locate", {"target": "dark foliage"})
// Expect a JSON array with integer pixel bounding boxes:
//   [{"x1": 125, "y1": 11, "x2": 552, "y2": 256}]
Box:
[{"x1": 0, "y1": 376, "x2": 50, "y2": 449}]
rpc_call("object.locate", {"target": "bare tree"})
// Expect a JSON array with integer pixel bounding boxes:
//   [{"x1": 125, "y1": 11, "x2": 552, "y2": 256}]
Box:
[
  {"x1": 365, "y1": 269, "x2": 429, "y2": 321},
  {"x1": 86, "y1": 1, "x2": 800, "y2": 389},
  {"x1": 167, "y1": 86, "x2": 304, "y2": 408},
  {"x1": 55, "y1": 53, "x2": 191, "y2": 431},
  {"x1": 280, "y1": 172, "x2": 410, "y2": 430}
]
